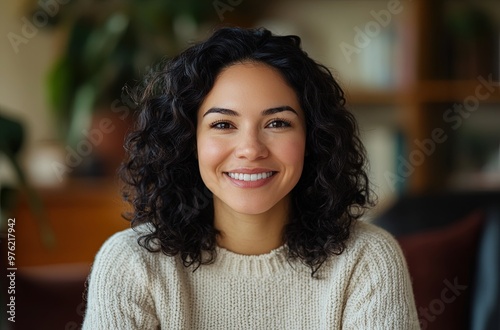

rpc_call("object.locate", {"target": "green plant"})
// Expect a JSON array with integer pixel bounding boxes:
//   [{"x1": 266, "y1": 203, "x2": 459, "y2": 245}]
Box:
[
  {"x1": 0, "y1": 111, "x2": 54, "y2": 246},
  {"x1": 44, "y1": 0, "x2": 218, "y2": 146}
]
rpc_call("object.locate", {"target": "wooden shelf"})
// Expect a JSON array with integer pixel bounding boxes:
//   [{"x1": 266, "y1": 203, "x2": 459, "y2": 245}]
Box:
[
  {"x1": 346, "y1": 89, "x2": 405, "y2": 106},
  {"x1": 1, "y1": 179, "x2": 130, "y2": 267},
  {"x1": 449, "y1": 171, "x2": 500, "y2": 191},
  {"x1": 416, "y1": 80, "x2": 500, "y2": 103},
  {"x1": 347, "y1": 80, "x2": 500, "y2": 106}
]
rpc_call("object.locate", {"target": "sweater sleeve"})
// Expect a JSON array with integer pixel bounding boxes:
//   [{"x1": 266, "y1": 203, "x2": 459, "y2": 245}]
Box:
[
  {"x1": 82, "y1": 229, "x2": 159, "y2": 329},
  {"x1": 342, "y1": 223, "x2": 420, "y2": 329}
]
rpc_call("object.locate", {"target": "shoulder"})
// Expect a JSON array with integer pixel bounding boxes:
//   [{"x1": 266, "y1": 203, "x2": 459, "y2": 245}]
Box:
[
  {"x1": 100, "y1": 224, "x2": 151, "y2": 248},
  {"x1": 90, "y1": 224, "x2": 175, "y2": 280},
  {"x1": 84, "y1": 225, "x2": 165, "y2": 328},
  {"x1": 94, "y1": 224, "x2": 152, "y2": 261},
  {"x1": 346, "y1": 220, "x2": 403, "y2": 257},
  {"x1": 314, "y1": 220, "x2": 408, "y2": 279},
  {"x1": 338, "y1": 223, "x2": 420, "y2": 328},
  {"x1": 334, "y1": 220, "x2": 409, "y2": 275}
]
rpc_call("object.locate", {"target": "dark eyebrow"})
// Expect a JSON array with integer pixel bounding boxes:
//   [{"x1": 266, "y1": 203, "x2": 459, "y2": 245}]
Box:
[
  {"x1": 203, "y1": 106, "x2": 298, "y2": 117},
  {"x1": 261, "y1": 106, "x2": 298, "y2": 116},
  {"x1": 202, "y1": 108, "x2": 239, "y2": 117}
]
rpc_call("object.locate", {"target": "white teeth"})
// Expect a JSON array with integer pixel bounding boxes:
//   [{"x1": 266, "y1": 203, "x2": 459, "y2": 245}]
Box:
[{"x1": 227, "y1": 172, "x2": 274, "y2": 181}]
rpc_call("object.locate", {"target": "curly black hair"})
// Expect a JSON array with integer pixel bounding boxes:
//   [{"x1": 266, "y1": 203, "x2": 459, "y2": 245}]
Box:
[{"x1": 120, "y1": 27, "x2": 373, "y2": 276}]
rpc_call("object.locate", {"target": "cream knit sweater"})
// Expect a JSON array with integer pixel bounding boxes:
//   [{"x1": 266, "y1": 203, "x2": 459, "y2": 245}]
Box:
[{"x1": 83, "y1": 221, "x2": 420, "y2": 329}]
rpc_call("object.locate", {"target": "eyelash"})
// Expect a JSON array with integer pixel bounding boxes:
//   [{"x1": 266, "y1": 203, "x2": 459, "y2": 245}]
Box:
[
  {"x1": 209, "y1": 120, "x2": 234, "y2": 130},
  {"x1": 266, "y1": 118, "x2": 292, "y2": 129},
  {"x1": 209, "y1": 118, "x2": 292, "y2": 130}
]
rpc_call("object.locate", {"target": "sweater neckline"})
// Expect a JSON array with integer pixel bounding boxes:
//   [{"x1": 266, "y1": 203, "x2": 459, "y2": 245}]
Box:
[
  {"x1": 215, "y1": 244, "x2": 287, "y2": 258},
  {"x1": 205, "y1": 244, "x2": 291, "y2": 277}
]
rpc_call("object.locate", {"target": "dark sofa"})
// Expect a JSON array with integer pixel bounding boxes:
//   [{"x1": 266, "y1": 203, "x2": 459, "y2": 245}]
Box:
[{"x1": 374, "y1": 191, "x2": 500, "y2": 330}]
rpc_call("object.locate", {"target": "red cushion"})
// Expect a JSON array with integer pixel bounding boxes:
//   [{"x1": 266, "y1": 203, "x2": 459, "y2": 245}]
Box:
[{"x1": 397, "y1": 210, "x2": 485, "y2": 330}]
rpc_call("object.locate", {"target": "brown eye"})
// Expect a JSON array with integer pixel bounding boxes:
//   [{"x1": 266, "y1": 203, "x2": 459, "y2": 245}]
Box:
[
  {"x1": 266, "y1": 119, "x2": 291, "y2": 129},
  {"x1": 210, "y1": 121, "x2": 234, "y2": 129}
]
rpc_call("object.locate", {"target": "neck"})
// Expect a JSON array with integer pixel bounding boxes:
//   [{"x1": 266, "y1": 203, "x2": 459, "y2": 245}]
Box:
[{"x1": 214, "y1": 197, "x2": 290, "y2": 255}]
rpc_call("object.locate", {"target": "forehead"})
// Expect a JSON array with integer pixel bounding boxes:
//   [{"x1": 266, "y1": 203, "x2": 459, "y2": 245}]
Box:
[{"x1": 199, "y1": 62, "x2": 302, "y2": 114}]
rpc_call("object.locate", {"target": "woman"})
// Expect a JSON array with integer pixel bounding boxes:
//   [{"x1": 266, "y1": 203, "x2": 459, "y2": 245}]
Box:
[{"x1": 83, "y1": 27, "x2": 419, "y2": 329}]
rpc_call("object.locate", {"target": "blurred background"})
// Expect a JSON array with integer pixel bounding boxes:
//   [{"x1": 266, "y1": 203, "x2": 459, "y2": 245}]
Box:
[{"x1": 1, "y1": 0, "x2": 499, "y2": 329}]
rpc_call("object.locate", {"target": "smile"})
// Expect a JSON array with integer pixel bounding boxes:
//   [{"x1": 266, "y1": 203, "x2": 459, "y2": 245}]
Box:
[{"x1": 225, "y1": 172, "x2": 275, "y2": 182}]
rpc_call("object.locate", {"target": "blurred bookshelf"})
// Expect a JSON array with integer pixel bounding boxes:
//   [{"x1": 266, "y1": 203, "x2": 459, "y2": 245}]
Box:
[
  {"x1": 264, "y1": 0, "x2": 500, "y2": 203},
  {"x1": 417, "y1": 80, "x2": 500, "y2": 103},
  {"x1": 347, "y1": 89, "x2": 404, "y2": 106},
  {"x1": 347, "y1": 80, "x2": 500, "y2": 106},
  {"x1": 399, "y1": 0, "x2": 500, "y2": 193}
]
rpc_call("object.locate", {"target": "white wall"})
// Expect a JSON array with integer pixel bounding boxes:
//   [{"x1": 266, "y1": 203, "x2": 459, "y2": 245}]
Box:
[{"x1": 0, "y1": 0, "x2": 61, "y2": 184}]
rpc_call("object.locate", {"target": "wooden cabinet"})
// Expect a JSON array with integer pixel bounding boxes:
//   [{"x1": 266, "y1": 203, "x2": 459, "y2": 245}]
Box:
[{"x1": 4, "y1": 180, "x2": 129, "y2": 267}]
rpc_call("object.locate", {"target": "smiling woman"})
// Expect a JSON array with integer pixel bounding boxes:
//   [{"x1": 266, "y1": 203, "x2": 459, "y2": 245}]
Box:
[
  {"x1": 196, "y1": 62, "x2": 306, "y2": 254},
  {"x1": 83, "y1": 27, "x2": 420, "y2": 329}
]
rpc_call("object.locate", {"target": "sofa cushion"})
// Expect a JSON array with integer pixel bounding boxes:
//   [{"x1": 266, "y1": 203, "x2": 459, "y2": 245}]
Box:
[{"x1": 397, "y1": 210, "x2": 485, "y2": 330}]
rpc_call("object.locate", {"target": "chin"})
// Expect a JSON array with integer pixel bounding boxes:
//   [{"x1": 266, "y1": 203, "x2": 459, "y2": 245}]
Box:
[
  {"x1": 225, "y1": 196, "x2": 288, "y2": 216},
  {"x1": 230, "y1": 203, "x2": 275, "y2": 216}
]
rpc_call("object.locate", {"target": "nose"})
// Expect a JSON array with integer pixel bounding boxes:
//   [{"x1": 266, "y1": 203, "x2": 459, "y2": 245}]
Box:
[{"x1": 234, "y1": 130, "x2": 269, "y2": 160}]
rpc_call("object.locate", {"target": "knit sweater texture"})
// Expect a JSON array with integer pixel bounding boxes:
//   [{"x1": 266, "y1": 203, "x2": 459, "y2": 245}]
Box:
[{"x1": 83, "y1": 221, "x2": 420, "y2": 329}]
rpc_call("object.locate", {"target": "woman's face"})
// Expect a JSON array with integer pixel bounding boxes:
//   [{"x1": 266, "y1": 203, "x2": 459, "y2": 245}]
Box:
[{"x1": 196, "y1": 62, "x2": 306, "y2": 216}]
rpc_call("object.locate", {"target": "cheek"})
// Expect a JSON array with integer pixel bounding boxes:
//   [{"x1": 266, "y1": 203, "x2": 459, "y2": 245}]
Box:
[
  {"x1": 273, "y1": 136, "x2": 306, "y2": 167},
  {"x1": 197, "y1": 137, "x2": 228, "y2": 170}
]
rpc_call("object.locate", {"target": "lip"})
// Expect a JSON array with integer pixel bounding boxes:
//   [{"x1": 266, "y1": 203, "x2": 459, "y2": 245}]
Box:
[
  {"x1": 226, "y1": 167, "x2": 275, "y2": 174},
  {"x1": 224, "y1": 168, "x2": 277, "y2": 188}
]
